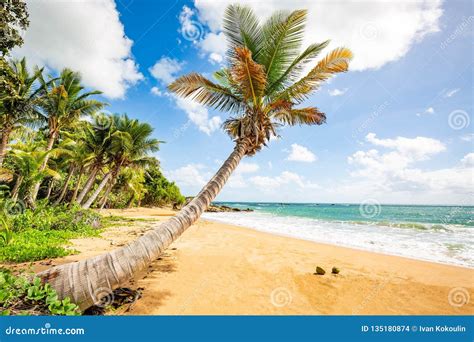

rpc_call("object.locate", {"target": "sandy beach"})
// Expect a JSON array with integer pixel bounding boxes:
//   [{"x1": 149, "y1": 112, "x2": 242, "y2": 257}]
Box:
[{"x1": 14, "y1": 207, "x2": 473, "y2": 315}]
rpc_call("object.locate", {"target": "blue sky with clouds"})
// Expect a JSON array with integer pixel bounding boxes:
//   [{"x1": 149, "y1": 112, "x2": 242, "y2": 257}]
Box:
[{"x1": 16, "y1": 0, "x2": 473, "y2": 204}]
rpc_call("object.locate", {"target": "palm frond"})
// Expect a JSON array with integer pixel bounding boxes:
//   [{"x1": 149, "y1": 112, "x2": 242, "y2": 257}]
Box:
[
  {"x1": 275, "y1": 47, "x2": 353, "y2": 103},
  {"x1": 267, "y1": 40, "x2": 329, "y2": 95},
  {"x1": 223, "y1": 4, "x2": 263, "y2": 58},
  {"x1": 168, "y1": 73, "x2": 243, "y2": 113},
  {"x1": 230, "y1": 47, "x2": 267, "y2": 106},
  {"x1": 272, "y1": 107, "x2": 326, "y2": 126},
  {"x1": 258, "y1": 10, "x2": 307, "y2": 87}
]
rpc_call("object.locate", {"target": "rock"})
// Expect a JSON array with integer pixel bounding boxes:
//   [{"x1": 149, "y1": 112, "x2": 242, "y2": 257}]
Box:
[
  {"x1": 332, "y1": 267, "x2": 340, "y2": 274},
  {"x1": 315, "y1": 266, "x2": 326, "y2": 275},
  {"x1": 205, "y1": 203, "x2": 254, "y2": 213}
]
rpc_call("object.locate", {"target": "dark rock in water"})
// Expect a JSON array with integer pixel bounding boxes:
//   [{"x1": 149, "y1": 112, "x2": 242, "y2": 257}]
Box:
[
  {"x1": 205, "y1": 203, "x2": 253, "y2": 213},
  {"x1": 332, "y1": 267, "x2": 340, "y2": 274},
  {"x1": 315, "y1": 266, "x2": 326, "y2": 275}
]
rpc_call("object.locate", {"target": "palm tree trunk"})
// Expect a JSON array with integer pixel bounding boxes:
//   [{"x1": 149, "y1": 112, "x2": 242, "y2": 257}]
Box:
[
  {"x1": 55, "y1": 166, "x2": 76, "y2": 205},
  {"x1": 11, "y1": 175, "x2": 23, "y2": 202},
  {"x1": 0, "y1": 125, "x2": 13, "y2": 167},
  {"x1": 38, "y1": 140, "x2": 248, "y2": 310},
  {"x1": 70, "y1": 166, "x2": 84, "y2": 204},
  {"x1": 76, "y1": 166, "x2": 99, "y2": 204},
  {"x1": 45, "y1": 179, "x2": 54, "y2": 200},
  {"x1": 31, "y1": 131, "x2": 58, "y2": 200},
  {"x1": 81, "y1": 170, "x2": 113, "y2": 209},
  {"x1": 99, "y1": 182, "x2": 114, "y2": 209}
]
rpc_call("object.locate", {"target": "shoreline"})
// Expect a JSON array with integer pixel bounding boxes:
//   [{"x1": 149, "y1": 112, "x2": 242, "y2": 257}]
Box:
[
  {"x1": 7, "y1": 207, "x2": 473, "y2": 315},
  {"x1": 202, "y1": 216, "x2": 473, "y2": 270}
]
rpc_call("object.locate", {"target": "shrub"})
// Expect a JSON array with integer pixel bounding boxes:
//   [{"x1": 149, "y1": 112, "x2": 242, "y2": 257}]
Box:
[
  {"x1": 0, "y1": 203, "x2": 101, "y2": 262},
  {"x1": 0, "y1": 270, "x2": 80, "y2": 315}
]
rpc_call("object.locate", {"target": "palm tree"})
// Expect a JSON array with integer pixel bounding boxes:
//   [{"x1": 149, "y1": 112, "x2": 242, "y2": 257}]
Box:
[
  {"x1": 31, "y1": 69, "x2": 105, "y2": 200},
  {"x1": 38, "y1": 5, "x2": 352, "y2": 309},
  {"x1": 8, "y1": 146, "x2": 60, "y2": 206},
  {"x1": 0, "y1": 58, "x2": 43, "y2": 167},
  {"x1": 81, "y1": 114, "x2": 160, "y2": 209}
]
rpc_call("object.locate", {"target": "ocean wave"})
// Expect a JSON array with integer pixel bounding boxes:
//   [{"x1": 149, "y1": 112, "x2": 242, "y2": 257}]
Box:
[{"x1": 202, "y1": 211, "x2": 474, "y2": 268}]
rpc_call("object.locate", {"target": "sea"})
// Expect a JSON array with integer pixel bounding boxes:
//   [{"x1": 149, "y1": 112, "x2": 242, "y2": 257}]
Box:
[{"x1": 202, "y1": 202, "x2": 474, "y2": 268}]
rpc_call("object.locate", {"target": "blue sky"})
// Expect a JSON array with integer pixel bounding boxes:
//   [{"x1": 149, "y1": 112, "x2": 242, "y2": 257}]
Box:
[{"x1": 15, "y1": 0, "x2": 473, "y2": 205}]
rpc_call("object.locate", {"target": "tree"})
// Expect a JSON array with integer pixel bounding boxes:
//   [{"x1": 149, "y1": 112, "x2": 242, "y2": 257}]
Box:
[
  {"x1": 38, "y1": 5, "x2": 352, "y2": 310},
  {"x1": 0, "y1": 58, "x2": 43, "y2": 167},
  {"x1": 81, "y1": 114, "x2": 160, "y2": 209},
  {"x1": 31, "y1": 69, "x2": 105, "y2": 200},
  {"x1": 0, "y1": 0, "x2": 29, "y2": 55},
  {"x1": 7, "y1": 146, "x2": 60, "y2": 206}
]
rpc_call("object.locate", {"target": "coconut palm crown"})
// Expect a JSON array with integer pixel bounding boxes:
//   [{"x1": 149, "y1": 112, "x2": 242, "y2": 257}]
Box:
[{"x1": 169, "y1": 5, "x2": 353, "y2": 154}]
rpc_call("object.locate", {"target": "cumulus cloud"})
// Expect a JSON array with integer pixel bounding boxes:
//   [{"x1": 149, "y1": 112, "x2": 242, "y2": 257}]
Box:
[
  {"x1": 347, "y1": 133, "x2": 471, "y2": 197},
  {"x1": 150, "y1": 87, "x2": 163, "y2": 97},
  {"x1": 416, "y1": 107, "x2": 435, "y2": 116},
  {"x1": 286, "y1": 143, "x2": 317, "y2": 163},
  {"x1": 149, "y1": 57, "x2": 183, "y2": 85},
  {"x1": 14, "y1": 0, "x2": 143, "y2": 99},
  {"x1": 250, "y1": 171, "x2": 319, "y2": 192},
  {"x1": 328, "y1": 88, "x2": 348, "y2": 96},
  {"x1": 174, "y1": 97, "x2": 222, "y2": 135},
  {"x1": 227, "y1": 161, "x2": 260, "y2": 188},
  {"x1": 166, "y1": 163, "x2": 208, "y2": 187},
  {"x1": 189, "y1": 0, "x2": 443, "y2": 70},
  {"x1": 149, "y1": 56, "x2": 222, "y2": 134}
]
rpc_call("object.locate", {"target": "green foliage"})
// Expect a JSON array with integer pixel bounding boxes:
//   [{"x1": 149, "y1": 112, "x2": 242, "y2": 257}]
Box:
[
  {"x1": 0, "y1": 0, "x2": 29, "y2": 55},
  {"x1": 141, "y1": 163, "x2": 185, "y2": 207},
  {"x1": 0, "y1": 203, "x2": 101, "y2": 262},
  {"x1": 0, "y1": 270, "x2": 80, "y2": 315}
]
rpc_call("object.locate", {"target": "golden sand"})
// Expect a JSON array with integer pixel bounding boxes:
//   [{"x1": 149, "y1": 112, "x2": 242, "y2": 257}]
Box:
[{"x1": 21, "y1": 207, "x2": 474, "y2": 315}]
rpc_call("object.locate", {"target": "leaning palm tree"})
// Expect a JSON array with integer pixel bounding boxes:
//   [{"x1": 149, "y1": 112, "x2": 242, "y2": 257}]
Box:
[
  {"x1": 30, "y1": 69, "x2": 105, "y2": 200},
  {"x1": 38, "y1": 5, "x2": 352, "y2": 309},
  {"x1": 0, "y1": 58, "x2": 43, "y2": 167}
]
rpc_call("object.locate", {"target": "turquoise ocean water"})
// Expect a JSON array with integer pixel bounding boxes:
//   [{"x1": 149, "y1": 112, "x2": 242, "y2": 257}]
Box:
[{"x1": 202, "y1": 203, "x2": 473, "y2": 267}]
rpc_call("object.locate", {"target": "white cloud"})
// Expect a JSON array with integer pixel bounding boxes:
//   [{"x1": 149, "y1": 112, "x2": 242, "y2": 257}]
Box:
[
  {"x1": 443, "y1": 88, "x2": 460, "y2": 98},
  {"x1": 149, "y1": 56, "x2": 222, "y2": 135},
  {"x1": 174, "y1": 96, "x2": 222, "y2": 135},
  {"x1": 346, "y1": 133, "x2": 471, "y2": 198},
  {"x1": 460, "y1": 133, "x2": 474, "y2": 142},
  {"x1": 166, "y1": 163, "x2": 208, "y2": 187},
  {"x1": 228, "y1": 161, "x2": 260, "y2": 188},
  {"x1": 286, "y1": 144, "x2": 317, "y2": 163},
  {"x1": 14, "y1": 0, "x2": 143, "y2": 99},
  {"x1": 416, "y1": 107, "x2": 435, "y2": 116},
  {"x1": 461, "y1": 153, "x2": 474, "y2": 167},
  {"x1": 250, "y1": 171, "x2": 319, "y2": 192},
  {"x1": 328, "y1": 88, "x2": 348, "y2": 96},
  {"x1": 150, "y1": 87, "x2": 163, "y2": 97},
  {"x1": 191, "y1": 0, "x2": 443, "y2": 71},
  {"x1": 149, "y1": 57, "x2": 183, "y2": 85}
]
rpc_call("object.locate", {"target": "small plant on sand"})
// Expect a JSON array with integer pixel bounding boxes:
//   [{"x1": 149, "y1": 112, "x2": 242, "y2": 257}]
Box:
[{"x1": 0, "y1": 270, "x2": 80, "y2": 315}]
